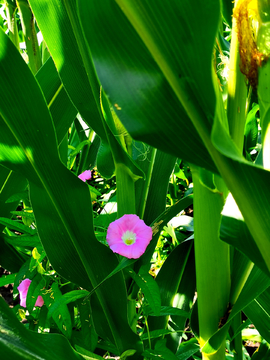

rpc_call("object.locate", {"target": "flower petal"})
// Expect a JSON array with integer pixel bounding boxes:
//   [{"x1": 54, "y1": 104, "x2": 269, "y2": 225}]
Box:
[
  {"x1": 17, "y1": 278, "x2": 44, "y2": 308},
  {"x1": 78, "y1": 170, "x2": 92, "y2": 182},
  {"x1": 106, "y1": 214, "x2": 152, "y2": 259}
]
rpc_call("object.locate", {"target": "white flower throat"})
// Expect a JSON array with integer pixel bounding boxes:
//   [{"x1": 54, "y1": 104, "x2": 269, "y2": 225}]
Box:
[{"x1": 122, "y1": 230, "x2": 136, "y2": 246}]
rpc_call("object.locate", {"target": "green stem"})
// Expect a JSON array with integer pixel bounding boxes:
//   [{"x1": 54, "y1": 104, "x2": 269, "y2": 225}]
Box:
[
  {"x1": 231, "y1": 313, "x2": 243, "y2": 360},
  {"x1": 192, "y1": 167, "x2": 230, "y2": 360},
  {"x1": 144, "y1": 316, "x2": 151, "y2": 350},
  {"x1": 137, "y1": 148, "x2": 157, "y2": 219},
  {"x1": 78, "y1": 129, "x2": 95, "y2": 174},
  {"x1": 5, "y1": 0, "x2": 20, "y2": 50},
  {"x1": 17, "y1": 0, "x2": 42, "y2": 74}
]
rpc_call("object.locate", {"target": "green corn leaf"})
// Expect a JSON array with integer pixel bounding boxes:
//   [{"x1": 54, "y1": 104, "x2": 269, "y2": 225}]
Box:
[
  {"x1": 141, "y1": 328, "x2": 183, "y2": 341},
  {"x1": 75, "y1": 346, "x2": 105, "y2": 360},
  {"x1": 47, "y1": 290, "x2": 90, "y2": 320},
  {"x1": 0, "y1": 217, "x2": 36, "y2": 235},
  {"x1": 36, "y1": 57, "x2": 78, "y2": 144},
  {"x1": 0, "y1": 167, "x2": 27, "y2": 272},
  {"x1": 202, "y1": 265, "x2": 270, "y2": 355},
  {"x1": 0, "y1": 297, "x2": 84, "y2": 360},
  {"x1": 147, "y1": 240, "x2": 193, "y2": 338},
  {"x1": 142, "y1": 339, "x2": 180, "y2": 360},
  {"x1": 244, "y1": 287, "x2": 270, "y2": 344},
  {"x1": 5, "y1": 189, "x2": 29, "y2": 204},
  {"x1": 4, "y1": 234, "x2": 41, "y2": 249},
  {"x1": 10, "y1": 211, "x2": 35, "y2": 219},
  {"x1": 143, "y1": 306, "x2": 190, "y2": 319},
  {"x1": 129, "y1": 269, "x2": 161, "y2": 316},
  {"x1": 137, "y1": 194, "x2": 193, "y2": 271},
  {"x1": 28, "y1": 0, "x2": 105, "y2": 140},
  {"x1": 136, "y1": 148, "x2": 177, "y2": 226},
  {"x1": 176, "y1": 338, "x2": 200, "y2": 360},
  {"x1": 76, "y1": 299, "x2": 98, "y2": 352},
  {"x1": 77, "y1": 0, "x2": 270, "y2": 279},
  {"x1": 77, "y1": 0, "x2": 218, "y2": 174},
  {"x1": 0, "y1": 273, "x2": 16, "y2": 287},
  {"x1": 0, "y1": 26, "x2": 141, "y2": 355},
  {"x1": 220, "y1": 194, "x2": 269, "y2": 278},
  {"x1": 42, "y1": 282, "x2": 73, "y2": 339}
]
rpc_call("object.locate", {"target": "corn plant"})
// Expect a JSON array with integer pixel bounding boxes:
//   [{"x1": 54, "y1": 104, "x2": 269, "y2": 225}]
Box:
[{"x1": 1, "y1": 0, "x2": 270, "y2": 359}]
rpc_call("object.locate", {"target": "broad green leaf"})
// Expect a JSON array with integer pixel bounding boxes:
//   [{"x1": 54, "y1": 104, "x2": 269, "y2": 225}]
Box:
[
  {"x1": 5, "y1": 189, "x2": 29, "y2": 204},
  {"x1": 129, "y1": 269, "x2": 161, "y2": 316},
  {"x1": 221, "y1": 194, "x2": 269, "y2": 277},
  {"x1": 0, "y1": 297, "x2": 83, "y2": 360},
  {"x1": 176, "y1": 338, "x2": 200, "y2": 360},
  {"x1": 136, "y1": 147, "x2": 177, "y2": 226},
  {"x1": 28, "y1": 0, "x2": 105, "y2": 140},
  {"x1": 36, "y1": 57, "x2": 78, "y2": 144},
  {"x1": 78, "y1": 0, "x2": 270, "y2": 280},
  {"x1": 17, "y1": 0, "x2": 42, "y2": 74},
  {"x1": 166, "y1": 246, "x2": 196, "y2": 353},
  {"x1": 10, "y1": 211, "x2": 35, "y2": 219},
  {"x1": 251, "y1": 340, "x2": 270, "y2": 360},
  {"x1": 101, "y1": 89, "x2": 144, "y2": 182},
  {"x1": 136, "y1": 194, "x2": 193, "y2": 271},
  {"x1": 76, "y1": 299, "x2": 98, "y2": 352},
  {"x1": 143, "y1": 306, "x2": 190, "y2": 319},
  {"x1": 0, "y1": 27, "x2": 141, "y2": 354},
  {"x1": 244, "y1": 104, "x2": 259, "y2": 153},
  {"x1": 47, "y1": 290, "x2": 90, "y2": 319},
  {"x1": 75, "y1": 345, "x2": 105, "y2": 360},
  {"x1": 0, "y1": 167, "x2": 27, "y2": 272},
  {"x1": 210, "y1": 115, "x2": 270, "y2": 274},
  {"x1": 0, "y1": 273, "x2": 16, "y2": 287},
  {"x1": 202, "y1": 265, "x2": 270, "y2": 355},
  {"x1": 96, "y1": 139, "x2": 115, "y2": 179},
  {"x1": 42, "y1": 282, "x2": 73, "y2": 339},
  {"x1": 120, "y1": 349, "x2": 137, "y2": 360},
  {"x1": 141, "y1": 328, "x2": 182, "y2": 341},
  {"x1": 100, "y1": 88, "x2": 145, "y2": 215},
  {"x1": 243, "y1": 287, "x2": 270, "y2": 344},
  {"x1": 148, "y1": 240, "x2": 193, "y2": 338},
  {"x1": 142, "y1": 339, "x2": 180, "y2": 360},
  {"x1": 221, "y1": 0, "x2": 233, "y2": 27},
  {"x1": 0, "y1": 217, "x2": 36, "y2": 235},
  {"x1": 77, "y1": 0, "x2": 218, "y2": 173}
]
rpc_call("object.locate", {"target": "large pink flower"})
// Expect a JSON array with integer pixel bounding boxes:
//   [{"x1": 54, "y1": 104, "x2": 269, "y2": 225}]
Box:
[
  {"x1": 17, "y1": 278, "x2": 44, "y2": 308},
  {"x1": 106, "y1": 214, "x2": 153, "y2": 259},
  {"x1": 78, "y1": 170, "x2": 92, "y2": 182}
]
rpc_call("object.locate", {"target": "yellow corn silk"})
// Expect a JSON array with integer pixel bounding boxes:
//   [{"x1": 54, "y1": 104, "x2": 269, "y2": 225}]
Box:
[{"x1": 233, "y1": 0, "x2": 263, "y2": 88}]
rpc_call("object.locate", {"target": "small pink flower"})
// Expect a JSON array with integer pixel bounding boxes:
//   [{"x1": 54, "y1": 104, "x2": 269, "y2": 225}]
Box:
[
  {"x1": 17, "y1": 278, "x2": 44, "y2": 308},
  {"x1": 78, "y1": 170, "x2": 92, "y2": 182},
  {"x1": 106, "y1": 214, "x2": 153, "y2": 259}
]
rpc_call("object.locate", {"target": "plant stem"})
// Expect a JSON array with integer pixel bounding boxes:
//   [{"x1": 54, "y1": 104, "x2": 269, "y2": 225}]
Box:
[
  {"x1": 17, "y1": 0, "x2": 42, "y2": 74},
  {"x1": 231, "y1": 312, "x2": 243, "y2": 360},
  {"x1": 192, "y1": 167, "x2": 230, "y2": 360},
  {"x1": 5, "y1": 0, "x2": 20, "y2": 50}
]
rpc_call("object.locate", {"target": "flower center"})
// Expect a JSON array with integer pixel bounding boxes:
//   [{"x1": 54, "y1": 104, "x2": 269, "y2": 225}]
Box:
[{"x1": 122, "y1": 230, "x2": 136, "y2": 246}]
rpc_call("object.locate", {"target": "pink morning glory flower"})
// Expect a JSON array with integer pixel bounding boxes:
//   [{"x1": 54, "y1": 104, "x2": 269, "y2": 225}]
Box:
[
  {"x1": 17, "y1": 278, "x2": 44, "y2": 308},
  {"x1": 106, "y1": 214, "x2": 153, "y2": 259},
  {"x1": 78, "y1": 170, "x2": 92, "y2": 182}
]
